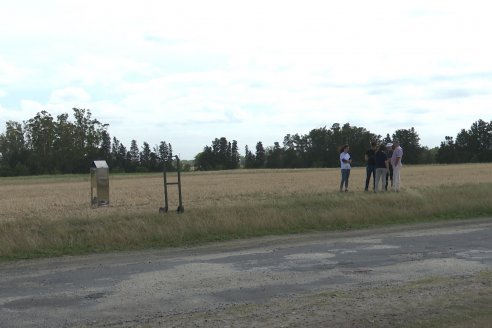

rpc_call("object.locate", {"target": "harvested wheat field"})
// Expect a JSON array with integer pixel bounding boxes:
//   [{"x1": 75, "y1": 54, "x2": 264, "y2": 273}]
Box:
[
  {"x1": 0, "y1": 163, "x2": 491, "y2": 222},
  {"x1": 1, "y1": 163, "x2": 492, "y2": 260}
]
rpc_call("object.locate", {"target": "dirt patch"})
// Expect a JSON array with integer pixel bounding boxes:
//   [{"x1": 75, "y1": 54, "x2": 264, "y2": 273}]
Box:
[{"x1": 97, "y1": 271, "x2": 491, "y2": 328}]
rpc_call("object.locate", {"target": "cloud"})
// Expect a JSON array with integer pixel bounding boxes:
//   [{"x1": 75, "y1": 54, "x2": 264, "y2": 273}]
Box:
[
  {"x1": 0, "y1": 57, "x2": 31, "y2": 85},
  {"x1": 20, "y1": 100, "x2": 44, "y2": 112},
  {"x1": 431, "y1": 89, "x2": 474, "y2": 99},
  {"x1": 55, "y1": 55, "x2": 152, "y2": 87},
  {"x1": 1, "y1": 0, "x2": 492, "y2": 158}
]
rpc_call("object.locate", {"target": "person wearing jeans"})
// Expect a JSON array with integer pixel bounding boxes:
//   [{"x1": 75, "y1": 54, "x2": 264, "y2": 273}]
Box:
[
  {"x1": 391, "y1": 140, "x2": 403, "y2": 192},
  {"x1": 339, "y1": 144, "x2": 352, "y2": 192},
  {"x1": 374, "y1": 144, "x2": 389, "y2": 192}
]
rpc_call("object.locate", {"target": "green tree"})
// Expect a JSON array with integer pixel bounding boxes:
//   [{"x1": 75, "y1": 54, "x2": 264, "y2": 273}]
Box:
[
  {"x1": 466, "y1": 119, "x2": 492, "y2": 161},
  {"x1": 194, "y1": 146, "x2": 214, "y2": 171},
  {"x1": 439, "y1": 119, "x2": 492, "y2": 163},
  {"x1": 0, "y1": 121, "x2": 28, "y2": 176},
  {"x1": 436, "y1": 136, "x2": 457, "y2": 163},
  {"x1": 244, "y1": 145, "x2": 255, "y2": 169},
  {"x1": 157, "y1": 141, "x2": 174, "y2": 171},
  {"x1": 117, "y1": 143, "x2": 129, "y2": 171},
  {"x1": 306, "y1": 127, "x2": 330, "y2": 167},
  {"x1": 24, "y1": 110, "x2": 56, "y2": 174},
  {"x1": 128, "y1": 139, "x2": 139, "y2": 172},
  {"x1": 326, "y1": 123, "x2": 377, "y2": 167},
  {"x1": 419, "y1": 146, "x2": 437, "y2": 164},
  {"x1": 71, "y1": 108, "x2": 108, "y2": 172},
  {"x1": 383, "y1": 133, "x2": 392, "y2": 145},
  {"x1": 282, "y1": 133, "x2": 308, "y2": 168},
  {"x1": 255, "y1": 141, "x2": 266, "y2": 168},
  {"x1": 53, "y1": 113, "x2": 76, "y2": 173},
  {"x1": 149, "y1": 147, "x2": 159, "y2": 172},
  {"x1": 99, "y1": 130, "x2": 112, "y2": 162},
  {"x1": 229, "y1": 140, "x2": 240, "y2": 169},
  {"x1": 282, "y1": 134, "x2": 303, "y2": 168},
  {"x1": 111, "y1": 137, "x2": 128, "y2": 171},
  {"x1": 265, "y1": 142, "x2": 283, "y2": 168},
  {"x1": 213, "y1": 137, "x2": 229, "y2": 170},
  {"x1": 139, "y1": 142, "x2": 151, "y2": 172},
  {"x1": 392, "y1": 127, "x2": 423, "y2": 164},
  {"x1": 195, "y1": 137, "x2": 239, "y2": 171}
]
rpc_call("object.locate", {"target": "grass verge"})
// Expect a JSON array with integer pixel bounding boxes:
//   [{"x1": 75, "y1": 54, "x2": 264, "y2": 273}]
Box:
[{"x1": 1, "y1": 183, "x2": 492, "y2": 261}]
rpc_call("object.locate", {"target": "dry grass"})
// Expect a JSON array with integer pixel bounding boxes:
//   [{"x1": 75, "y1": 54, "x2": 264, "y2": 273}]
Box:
[
  {"x1": 1, "y1": 163, "x2": 492, "y2": 260},
  {"x1": 2, "y1": 163, "x2": 491, "y2": 221}
]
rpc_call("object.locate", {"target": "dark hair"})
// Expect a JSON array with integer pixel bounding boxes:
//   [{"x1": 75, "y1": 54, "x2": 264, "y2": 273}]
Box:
[
  {"x1": 371, "y1": 141, "x2": 377, "y2": 146},
  {"x1": 339, "y1": 144, "x2": 349, "y2": 154},
  {"x1": 378, "y1": 144, "x2": 386, "y2": 152}
]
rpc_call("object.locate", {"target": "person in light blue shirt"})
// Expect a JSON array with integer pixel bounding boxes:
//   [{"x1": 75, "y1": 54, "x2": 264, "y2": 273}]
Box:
[
  {"x1": 391, "y1": 140, "x2": 403, "y2": 192},
  {"x1": 385, "y1": 143, "x2": 394, "y2": 191},
  {"x1": 339, "y1": 144, "x2": 352, "y2": 192}
]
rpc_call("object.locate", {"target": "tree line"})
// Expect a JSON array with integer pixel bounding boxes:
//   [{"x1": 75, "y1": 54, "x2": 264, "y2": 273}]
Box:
[
  {"x1": 0, "y1": 108, "x2": 176, "y2": 176},
  {"x1": 196, "y1": 123, "x2": 430, "y2": 170},
  {"x1": 196, "y1": 119, "x2": 492, "y2": 170},
  {"x1": 436, "y1": 119, "x2": 492, "y2": 163},
  {"x1": 1, "y1": 108, "x2": 491, "y2": 176}
]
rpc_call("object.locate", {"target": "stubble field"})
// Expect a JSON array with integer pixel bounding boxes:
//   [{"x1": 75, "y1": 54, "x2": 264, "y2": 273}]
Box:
[{"x1": 1, "y1": 163, "x2": 492, "y2": 260}]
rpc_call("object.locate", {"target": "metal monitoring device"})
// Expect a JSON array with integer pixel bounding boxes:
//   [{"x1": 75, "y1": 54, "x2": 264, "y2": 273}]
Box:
[
  {"x1": 159, "y1": 155, "x2": 184, "y2": 213},
  {"x1": 90, "y1": 160, "x2": 109, "y2": 207}
]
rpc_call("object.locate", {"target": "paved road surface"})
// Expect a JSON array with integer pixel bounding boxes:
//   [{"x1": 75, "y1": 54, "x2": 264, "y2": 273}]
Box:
[{"x1": 1, "y1": 218, "x2": 491, "y2": 327}]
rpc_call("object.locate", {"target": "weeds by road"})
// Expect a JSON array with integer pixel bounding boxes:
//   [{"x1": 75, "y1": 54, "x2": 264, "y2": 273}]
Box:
[{"x1": 1, "y1": 164, "x2": 492, "y2": 261}]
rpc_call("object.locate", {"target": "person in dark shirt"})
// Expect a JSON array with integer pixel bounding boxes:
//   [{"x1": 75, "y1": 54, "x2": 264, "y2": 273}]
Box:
[
  {"x1": 364, "y1": 141, "x2": 377, "y2": 191},
  {"x1": 375, "y1": 144, "x2": 389, "y2": 192}
]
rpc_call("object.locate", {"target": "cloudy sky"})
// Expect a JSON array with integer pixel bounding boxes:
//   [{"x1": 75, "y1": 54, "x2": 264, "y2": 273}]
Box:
[{"x1": 1, "y1": 0, "x2": 491, "y2": 159}]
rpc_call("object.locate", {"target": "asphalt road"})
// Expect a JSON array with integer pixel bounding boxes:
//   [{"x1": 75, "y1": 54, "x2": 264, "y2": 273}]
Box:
[{"x1": 1, "y1": 218, "x2": 491, "y2": 327}]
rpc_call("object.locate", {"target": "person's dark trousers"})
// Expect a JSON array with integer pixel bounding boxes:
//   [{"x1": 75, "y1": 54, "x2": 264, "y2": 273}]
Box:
[
  {"x1": 365, "y1": 165, "x2": 375, "y2": 191},
  {"x1": 385, "y1": 165, "x2": 393, "y2": 190}
]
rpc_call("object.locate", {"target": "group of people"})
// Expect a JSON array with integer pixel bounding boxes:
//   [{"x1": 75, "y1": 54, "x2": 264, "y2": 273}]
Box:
[{"x1": 339, "y1": 140, "x2": 403, "y2": 193}]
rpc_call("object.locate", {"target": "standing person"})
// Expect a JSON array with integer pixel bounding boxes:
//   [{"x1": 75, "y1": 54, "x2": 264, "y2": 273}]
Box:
[
  {"x1": 385, "y1": 143, "x2": 394, "y2": 191},
  {"x1": 391, "y1": 140, "x2": 403, "y2": 192},
  {"x1": 339, "y1": 144, "x2": 352, "y2": 192},
  {"x1": 374, "y1": 144, "x2": 389, "y2": 192},
  {"x1": 364, "y1": 141, "x2": 377, "y2": 191}
]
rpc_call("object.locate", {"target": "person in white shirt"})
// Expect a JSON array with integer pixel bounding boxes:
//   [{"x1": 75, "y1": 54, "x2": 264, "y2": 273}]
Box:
[
  {"x1": 339, "y1": 144, "x2": 352, "y2": 192},
  {"x1": 390, "y1": 140, "x2": 403, "y2": 192}
]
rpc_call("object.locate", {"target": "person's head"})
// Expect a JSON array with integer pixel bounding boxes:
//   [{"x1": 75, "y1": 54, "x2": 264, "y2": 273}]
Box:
[
  {"x1": 339, "y1": 144, "x2": 349, "y2": 153},
  {"x1": 393, "y1": 140, "x2": 400, "y2": 147},
  {"x1": 378, "y1": 144, "x2": 386, "y2": 152},
  {"x1": 371, "y1": 141, "x2": 377, "y2": 149},
  {"x1": 386, "y1": 142, "x2": 393, "y2": 150}
]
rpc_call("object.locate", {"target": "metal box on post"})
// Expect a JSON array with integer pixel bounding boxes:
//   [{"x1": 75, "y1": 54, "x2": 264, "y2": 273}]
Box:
[{"x1": 90, "y1": 160, "x2": 109, "y2": 207}]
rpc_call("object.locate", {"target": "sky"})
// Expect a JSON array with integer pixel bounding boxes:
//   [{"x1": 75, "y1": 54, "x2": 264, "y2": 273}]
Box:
[{"x1": 1, "y1": 0, "x2": 491, "y2": 159}]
